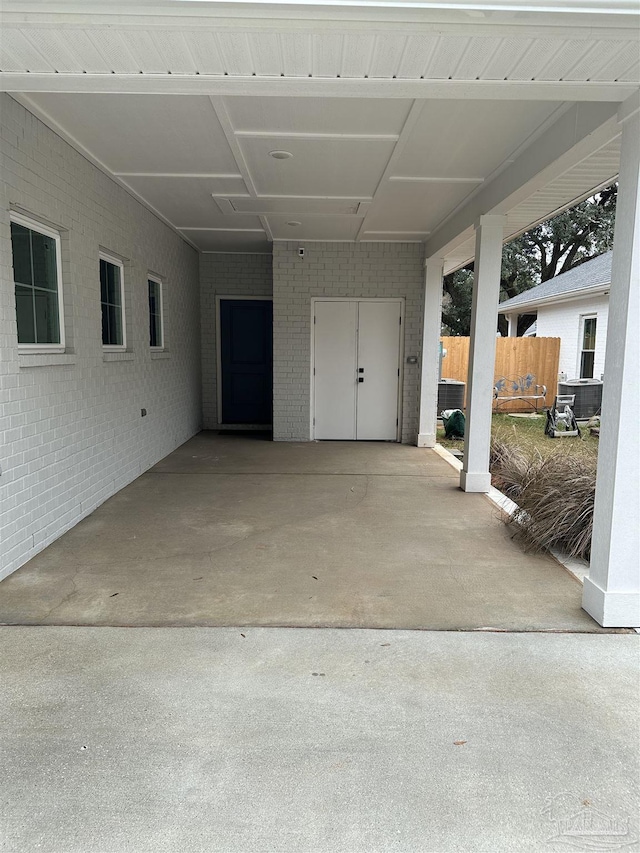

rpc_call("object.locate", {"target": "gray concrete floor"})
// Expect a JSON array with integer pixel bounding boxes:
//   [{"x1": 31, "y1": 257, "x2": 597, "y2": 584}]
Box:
[
  {"x1": 0, "y1": 432, "x2": 605, "y2": 631},
  {"x1": 1, "y1": 627, "x2": 638, "y2": 853}
]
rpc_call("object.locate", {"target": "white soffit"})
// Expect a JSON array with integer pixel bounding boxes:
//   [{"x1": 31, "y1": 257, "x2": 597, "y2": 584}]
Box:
[
  {"x1": 23, "y1": 93, "x2": 239, "y2": 174},
  {"x1": 1, "y1": 0, "x2": 639, "y2": 88},
  {"x1": 224, "y1": 97, "x2": 412, "y2": 135},
  {"x1": 364, "y1": 181, "x2": 480, "y2": 233},
  {"x1": 1, "y1": 1, "x2": 636, "y2": 255},
  {"x1": 505, "y1": 138, "x2": 622, "y2": 238},
  {"x1": 394, "y1": 100, "x2": 561, "y2": 179},
  {"x1": 443, "y1": 136, "x2": 623, "y2": 274}
]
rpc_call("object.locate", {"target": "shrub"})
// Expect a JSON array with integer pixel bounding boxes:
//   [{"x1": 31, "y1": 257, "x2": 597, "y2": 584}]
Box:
[{"x1": 490, "y1": 437, "x2": 596, "y2": 560}]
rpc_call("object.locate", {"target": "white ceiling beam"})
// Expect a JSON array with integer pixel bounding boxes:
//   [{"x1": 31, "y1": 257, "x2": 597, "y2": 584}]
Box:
[
  {"x1": 355, "y1": 99, "x2": 425, "y2": 241},
  {"x1": 1, "y1": 73, "x2": 637, "y2": 102},
  {"x1": 389, "y1": 176, "x2": 484, "y2": 183},
  {"x1": 176, "y1": 227, "x2": 266, "y2": 232},
  {"x1": 363, "y1": 230, "x2": 430, "y2": 235},
  {"x1": 113, "y1": 172, "x2": 245, "y2": 178},
  {"x1": 233, "y1": 131, "x2": 400, "y2": 140},
  {"x1": 259, "y1": 215, "x2": 274, "y2": 241},
  {"x1": 223, "y1": 193, "x2": 374, "y2": 200},
  {"x1": 208, "y1": 96, "x2": 258, "y2": 197},
  {"x1": 424, "y1": 100, "x2": 622, "y2": 259}
]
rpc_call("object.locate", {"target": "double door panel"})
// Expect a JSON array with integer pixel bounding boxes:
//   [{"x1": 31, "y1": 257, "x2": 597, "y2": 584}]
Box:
[{"x1": 314, "y1": 300, "x2": 401, "y2": 440}]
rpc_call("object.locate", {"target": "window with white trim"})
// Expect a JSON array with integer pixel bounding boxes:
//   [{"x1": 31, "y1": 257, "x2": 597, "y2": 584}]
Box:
[
  {"x1": 100, "y1": 253, "x2": 125, "y2": 349},
  {"x1": 148, "y1": 276, "x2": 164, "y2": 349},
  {"x1": 579, "y1": 315, "x2": 597, "y2": 379},
  {"x1": 10, "y1": 212, "x2": 65, "y2": 351}
]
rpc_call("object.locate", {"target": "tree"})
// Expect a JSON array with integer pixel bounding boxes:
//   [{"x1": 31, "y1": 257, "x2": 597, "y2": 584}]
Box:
[{"x1": 441, "y1": 184, "x2": 617, "y2": 336}]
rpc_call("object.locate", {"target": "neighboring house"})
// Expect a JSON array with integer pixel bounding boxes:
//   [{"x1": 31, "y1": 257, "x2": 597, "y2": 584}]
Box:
[{"x1": 498, "y1": 252, "x2": 612, "y2": 381}]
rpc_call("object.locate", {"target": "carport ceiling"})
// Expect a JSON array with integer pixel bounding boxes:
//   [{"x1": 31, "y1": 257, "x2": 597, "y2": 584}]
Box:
[
  {"x1": 2, "y1": 0, "x2": 638, "y2": 259},
  {"x1": 17, "y1": 93, "x2": 569, "y2": 253}
]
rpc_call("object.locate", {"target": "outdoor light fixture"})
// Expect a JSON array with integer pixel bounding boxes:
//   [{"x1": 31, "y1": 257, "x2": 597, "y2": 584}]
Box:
[
  {"x1": 269, "y1": 150, "x2": 293, "y2": 159},
  {"x1": 287, "y1": 221, "x2": 301, "y2": 227}
]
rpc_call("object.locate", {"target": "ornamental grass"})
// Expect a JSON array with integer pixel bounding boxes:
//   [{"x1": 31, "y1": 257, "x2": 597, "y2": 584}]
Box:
[{"x1": 490, "y1": 436, "x2": 597, "y2": 561}]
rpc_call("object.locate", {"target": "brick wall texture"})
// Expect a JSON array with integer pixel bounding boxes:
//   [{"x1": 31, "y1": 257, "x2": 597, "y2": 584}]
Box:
[
  {"x1": 0, "y1": 94, "x2": 201, "y2": 579},
  {"x1": 199, "y1": 253, "x2": 273, "y2": 428},
  {"x1": 272, "y1": 241, "x2": 425, "y2": 443}
]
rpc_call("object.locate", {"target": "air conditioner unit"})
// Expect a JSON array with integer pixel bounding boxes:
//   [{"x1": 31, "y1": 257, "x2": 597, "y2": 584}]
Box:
[
  {"x1": 438, "y1": 379, "x2": 465, "y2": 412},
  {"x1": 558, "y1": 379, "x2": 603, "y2": 419}
]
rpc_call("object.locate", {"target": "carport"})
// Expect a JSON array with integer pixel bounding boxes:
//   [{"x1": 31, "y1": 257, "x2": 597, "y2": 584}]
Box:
[
  {"x1": 0, "y1": 0, "x2": 638, "y2": 627},
  {"x1": 0, "y1": 431, "x2": 606, "y2": 631}
]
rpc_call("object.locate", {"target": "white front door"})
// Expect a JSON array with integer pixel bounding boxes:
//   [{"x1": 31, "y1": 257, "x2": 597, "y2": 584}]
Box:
[
  {"x1": 314, "y1": 301, "x2": 358, "y2": 439},
  {"x1": 313, "y1": 300, "x2": 402, "y2": 440},
  {"x1": 356, "y1": 301, "x2": 402, "y2": 440}
]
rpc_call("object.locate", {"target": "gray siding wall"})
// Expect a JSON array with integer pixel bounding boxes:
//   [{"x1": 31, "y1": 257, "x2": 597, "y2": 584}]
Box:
[{"x1": 272, "y1": 242, "x2": 425, "y2": 443}]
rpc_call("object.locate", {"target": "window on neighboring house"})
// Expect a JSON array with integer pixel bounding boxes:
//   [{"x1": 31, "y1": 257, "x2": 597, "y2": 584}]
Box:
[
  {"x1": 100, "y1": 253, "x2": 125, "y2": 348},
  {"x1": 10, "y1": 213, "x2": 65, "y2": 350},
  {"x1": 148, "y1": 276, "x2": 164, "y2": 349},
  {"x1": 580, "y1": 316, "x2": 597, "y2": 378}
]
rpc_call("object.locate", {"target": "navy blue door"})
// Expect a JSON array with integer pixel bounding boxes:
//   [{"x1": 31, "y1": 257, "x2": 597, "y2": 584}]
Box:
[{"x1": 220, "y1": 299, "x2": 273, "y2": 424}]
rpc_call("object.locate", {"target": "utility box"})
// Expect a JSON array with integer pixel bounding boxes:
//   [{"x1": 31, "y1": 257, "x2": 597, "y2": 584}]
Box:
[
  {"x1": 438, "y1": 379, "x2": 465, "y2": 412},
  {"x1": 558, "y1": 379, "x2": 603, "y2": 418}
]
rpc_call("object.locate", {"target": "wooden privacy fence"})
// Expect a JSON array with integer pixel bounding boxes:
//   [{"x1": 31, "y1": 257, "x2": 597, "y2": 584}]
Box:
[{"x1": 440, "y1": 336, "x2": 561, "y2": 412}]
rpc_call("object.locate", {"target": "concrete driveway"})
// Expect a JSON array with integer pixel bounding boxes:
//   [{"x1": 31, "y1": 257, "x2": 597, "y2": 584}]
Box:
[
  {"x1": 2, "y1": 435, "x2": 637, "y2": 852},
  {"x1": 0, "y1": 432, "x2": 603, "y2": 631},
  {"x1": 1, "y1": 627, "x2": 638, "y2": 853}
]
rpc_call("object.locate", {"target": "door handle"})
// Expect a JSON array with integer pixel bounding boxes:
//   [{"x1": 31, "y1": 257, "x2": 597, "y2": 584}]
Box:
[
  {"x1": 358, "y1": 368, "x2": 364, "y2": 373},
  {"x1": 358, "y1": 377, "x2": 364, "y2": 383}
]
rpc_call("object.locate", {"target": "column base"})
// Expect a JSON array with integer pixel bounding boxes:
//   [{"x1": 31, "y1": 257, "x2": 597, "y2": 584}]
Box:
[
  {"x1": 582, "y1": 577, "x2": 640, "y2": 628},
  {"x1": 417, "y1": 433, "x2": 437, "y2": 448},
  {"x1": 460, "y1": 470, "x2": 491, "y2": 493}
]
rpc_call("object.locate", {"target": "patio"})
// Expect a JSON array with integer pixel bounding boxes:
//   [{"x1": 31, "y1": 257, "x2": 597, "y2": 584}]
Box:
[{"x1": 0, "y1": 433, "x2": 605, "y2": 632}]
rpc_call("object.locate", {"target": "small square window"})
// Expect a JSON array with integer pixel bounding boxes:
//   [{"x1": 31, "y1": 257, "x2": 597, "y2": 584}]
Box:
[
  {"x1": 100, "y1": 254, "x2": 125, "y2": 348},
  {"x1": 10, "y1": 213, "x2": 64, "y2": 350},
  {"x1": 148, "y1": 277, "x2": 164, "y2": 349}
]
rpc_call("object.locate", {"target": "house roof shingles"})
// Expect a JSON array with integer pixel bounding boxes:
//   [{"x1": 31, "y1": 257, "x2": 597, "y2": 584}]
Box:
[{"x1": 498, "y1": 251, "x2": 612, "y2": 312}]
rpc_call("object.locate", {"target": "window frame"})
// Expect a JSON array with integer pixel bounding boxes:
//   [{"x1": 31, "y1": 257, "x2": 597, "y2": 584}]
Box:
[
  {"x1": 10, "y1": 211, "x2": 66, "y2": 354},
  {"x1": 99, "y1": 251, "x2": 126, "y2": 351},
  {"x1": 578, "y1": 314, "x2": 597, "y2": 379},
  {"x1": 148, "y1": 274, "x2": 164, "y2": 351}
]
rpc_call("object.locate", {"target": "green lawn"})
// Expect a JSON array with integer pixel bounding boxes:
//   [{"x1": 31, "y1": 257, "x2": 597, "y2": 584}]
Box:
[{"x1": 437, "y1": 412, "x2": 599, "y2": 458}]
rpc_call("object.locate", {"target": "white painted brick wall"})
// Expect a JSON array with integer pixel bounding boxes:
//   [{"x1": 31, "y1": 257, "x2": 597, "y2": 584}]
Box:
[
  {"x1": 200, "y1": 253, "x2": 273, "y2": 428},
  {"x1": 272, "y1": 241, "x2": 425, "y2": 443},
  {"x1": 536, "y1": 294, "x2": 609, "y2": 380},
  {"x1": 0, "y1": 95, "x2": 201, "y2": 580}
]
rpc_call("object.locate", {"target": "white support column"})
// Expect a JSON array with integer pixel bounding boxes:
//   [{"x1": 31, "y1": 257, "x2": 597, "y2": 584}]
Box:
[
  {"x1": 418, "y1": 256, "x2": 445, "y2": 447},
  {"x1": 583, "y1": 100, "x2": 640, "y2": 628},
  {"x1": 507, "y1": 314, "x2": 518, "y2": 337},
  {"x1": 460, "y1": 215, "x2": 506, "y2": 493}
]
